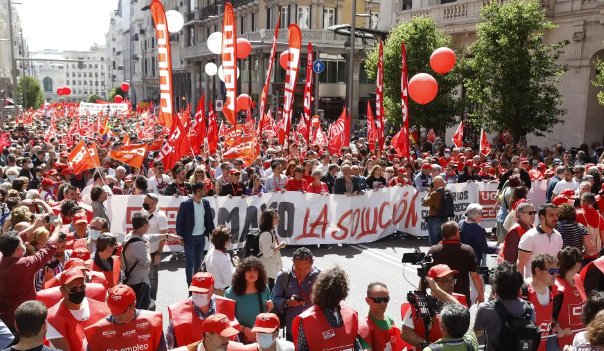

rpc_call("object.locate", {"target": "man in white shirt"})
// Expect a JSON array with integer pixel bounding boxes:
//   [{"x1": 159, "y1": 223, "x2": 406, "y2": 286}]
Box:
[
  {"x1": 142, "y1": 193, "x2": 169, "y2": 310},
  {"x1": 147, "y1": 162, "x2": 172, "y2": 195},
  {"x1": 517, "y1": 204, "x2": 564, "y2": 278},
  {"x1": 552, "y1": 167, "x2": 580, "y2": 197},
  {"x1": 264, "y1": 161, "x2": 288, "y2": 192}
]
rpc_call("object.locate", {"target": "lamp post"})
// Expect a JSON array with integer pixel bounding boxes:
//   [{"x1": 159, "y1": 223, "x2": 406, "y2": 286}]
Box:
[
  {"x1": 347, "y1": 0, "x2": 357, "y2": 127},
  {"x1": 7, "y1": 0, "x2": 18, "y2": 115}
]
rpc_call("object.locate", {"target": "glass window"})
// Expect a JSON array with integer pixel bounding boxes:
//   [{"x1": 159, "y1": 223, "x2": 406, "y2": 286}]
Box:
[
  {"x1": 43, "y1": 77, "x2": 52, "y2": 92},
  {"x1": 323, "y1": 7, "x2": 335, "y2": 28},
  {"x1": 266, "y1": 7, "x2": 272, "y2": 29},
  {"x1": 280, "y1": 6, "x2": 288, "y2": 29},
  {"x1": 240, "y1": 15, "x2": 246, "y2": 34},
  {"x1": 297, "y1": 6, "x2": 310, "y2": 29},
  {"x1": 190, "y1": 0, "x2": 196, "y2": 10},
  {"x1": 251, "y1": 13, "x2": 256, "y2": 32}
]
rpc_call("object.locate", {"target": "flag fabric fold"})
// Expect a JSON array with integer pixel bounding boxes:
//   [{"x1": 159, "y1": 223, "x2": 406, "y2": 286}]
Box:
[
  {"x1": 109, "y1": 143, "x2": 147, "y2": 169},
  {"x1": 398, "y1": 40, "x2": 410, "y2": 158},
  {"x1": 221, "y1": 2, "x2": 238, "y2": 126},
  {"x1": 150, "y1": 0, "x2": 175, "y2": 128},
  {"x1": 279, "y1": 24, "x2": 302, "y2": 146},
  {"x1": 452, "y1": 120, "x2": 464, "y2": 148}
]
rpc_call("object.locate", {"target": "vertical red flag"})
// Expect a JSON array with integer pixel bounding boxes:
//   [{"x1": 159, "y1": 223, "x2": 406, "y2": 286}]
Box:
[
  {"x1": 327, "y1": 107, "x2": 347, "y2": 155},
  {"x1": 398, "y1": 40, "x2": 410, "y2": 158},
  {"x1": 480, "y1": 128, "x2": 491, "y2": 156},
  {"x1": 150, "y1": 0, "x2": 175, "y2": 129},
  {"x1": 375, "y1": 40, "x2": 385, "y2": 152},
  {"x1": 366, "y1": 101, "x2": 377, "y2": 152},
  {"x1": 344, "y1": 106, "x2": 351, "y2": 146},
  {"x1": 426, "y1": 129, "x2": 436, "y2": 144},
  {"x1": 221, "y1": 2, "x2": 238, "y2": 126},
  {"x1": 192, "y1": 94, "x2": 207, "y2": 153},
  {"x1": 303, "y1": 42, "x2": 313, "y2": 143},
  {"x1": 154, "y1": 117, "x2": 192, "y2": 171},
  {"x1": 207, "y1": 103, "x2": 218, "y2": 155},
  {"x1": 279, "y1": 24, "x2": 302, "y2": 146},
  {"x1": 452, "y1": 120, "x2": 464, "y2": 148},
  {"x1": 257, "y1": 17, "x2": 280, "y2": 130},
  {"x1": 68, "y1": 141, "x2": 100, "y2": 175}
]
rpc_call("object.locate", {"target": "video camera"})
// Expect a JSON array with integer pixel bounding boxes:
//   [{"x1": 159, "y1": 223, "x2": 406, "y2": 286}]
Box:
[
  {"x1": 477, "y1": 266, "x2": 495, "y2": 285},
  {"x1": 401, "y1": 250, "x2": 433, "y2": 280}
]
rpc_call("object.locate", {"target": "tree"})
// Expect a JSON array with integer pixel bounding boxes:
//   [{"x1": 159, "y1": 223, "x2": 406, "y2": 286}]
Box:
[
  {"x1": 108, "y1": 87, "x2": 125, "y2": 102},
  {"x1": 16, "y1": 76, "x2": 44, "y2": 109},
  {"x1": 88, "y1": 94, "x2": 100, "y2": 103},
  {"x1": 593, "y1": 58, "x2": 604, "y2": 106},
  {"x1": 464, "y1": 0, "x2": 567, "y2": 140},
  {"x1": 364, "y1": 16, "x2": 462, "y2": 133}
]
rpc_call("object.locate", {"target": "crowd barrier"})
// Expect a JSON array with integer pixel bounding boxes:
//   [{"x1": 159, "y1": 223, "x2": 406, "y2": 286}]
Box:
[{"x1": 106, "y1": 180, "x2": 548, "y2": 247}]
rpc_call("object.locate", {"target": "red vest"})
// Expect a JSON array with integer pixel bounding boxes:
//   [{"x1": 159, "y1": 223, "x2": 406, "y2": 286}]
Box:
[
  {"x1": 47, "y1": 298, "x2": 110, "y2": 351},
  {"x1": 526, "y1": 284, "x2": 554, "y2": 351},
  {"x1": 84, "y1": 310, "x2": 163, "y2": 351},
  {"x1": 400, "y1": 293, "x2": 467, "y2": 344},
  {"x1": 555, "y1": 276, "x2": 586, "y2": 348},
  {"x1": 87, "y1": 256, "x2": 121, "y2": 288},
  {"x1": 579, "y1": 256, "x2": 604, "y2": 290},
  {"x1": 171, "y1": 341, "x2": 257, "y2": 351},
  {"x1": 65, "y1": 232, "x2": 87, "y2": 250},
  {"x1": 292, "y1": 304, "x2": 358, "y2": 351},
  {"x1": 357, "y1": 316, "x2": 408, "y2": 351},
  {"x1": 37, "y1": 283, "x2": 108, "y2": 309},
  {"x1": 167, "y1": 296, "x2": 239, "y2": 347}
]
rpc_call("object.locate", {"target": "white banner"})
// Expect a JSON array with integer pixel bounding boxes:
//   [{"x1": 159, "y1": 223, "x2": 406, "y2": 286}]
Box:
[
  {"x1": 78, "y1": 102, "x2": 128, "y2": 115},
  {"x1": 106, "y1": 181, "x2": 548, "y2": 246}
]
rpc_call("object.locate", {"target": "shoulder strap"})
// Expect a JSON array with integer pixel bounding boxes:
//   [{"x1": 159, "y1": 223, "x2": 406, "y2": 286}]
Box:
[
  {"x1": 493, "y1": 300, "x2": 509, "y2": 320},
  {"x1": 281, "y1": 269, "x2": 291, "y2": 291},
  {"x1": 123, "y1": 237, "x2": 143, "y2": 282}
]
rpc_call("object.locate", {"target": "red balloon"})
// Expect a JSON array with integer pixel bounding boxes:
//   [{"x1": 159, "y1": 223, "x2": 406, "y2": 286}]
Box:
[
  {"x1": 63, "y1": 86, "x2": 72, "y2": 96},
  {"x1": 114, "y1": 95, "x2": 124, "y2": 103},
  {"x1": 236, "y1": 38, "x2": 252, "y2": 59},
  {"x1": 430, "y1": 47, "x2": 456, "y2": 74},
  {"x1": 279, "y1": 51, "x2": 290, "y2": 70},
  {"x1": 57, "y1": 88, "x2": 64, "y2": 96},
  {"x1": 120, "y1": 82, "x2": 130, "y2": 92},
  {"x1": 236, "y1": 94, "x2": 251, "y2": 112},
  {"x1": 408, "y1": 73, "x2": 438, "y2": 105}
]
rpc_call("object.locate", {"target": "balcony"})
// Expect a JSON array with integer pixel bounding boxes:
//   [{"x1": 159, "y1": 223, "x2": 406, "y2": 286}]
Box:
[
  {"x1": 233, "y1": 0, "x2": 254, "y2": 6},
  {"x1": 200, "y1": 4, "x2": 218, "y2": 18},
  {"x1": 398, "y1": 0, "x2": 484, "y2": 31}
]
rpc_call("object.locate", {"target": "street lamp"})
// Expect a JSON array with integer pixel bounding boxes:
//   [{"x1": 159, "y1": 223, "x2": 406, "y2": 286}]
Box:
[{"x1": 347, "y1": 0, "x2": 357, "y2": 125}]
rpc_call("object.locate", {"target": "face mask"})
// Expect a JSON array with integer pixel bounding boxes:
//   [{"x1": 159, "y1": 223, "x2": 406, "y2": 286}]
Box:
[
  {"x1": 89, "y1": 229, "x2": 100, "y2": 239},
  {"x1": 142, "y1": 203, "x2": 151, "y2": 211},
  {"x1": 67, "y1": 290, "x2": 86, "y2": 304},
  {"x1": 226, "y1": 242, "x2": 233, "y2": 250},
  {"x1": 28, "y1": 163, "x2": 34, "y2": 169},
  {"x1": 7, "y1": 175, "x2": 16, "y2": 181},
  {"x1": 256, "y1": 333, "x2": 275, "y2": 349},
  {"x1": 191, "y1": 294, "x2": 210, "y2": 308}
]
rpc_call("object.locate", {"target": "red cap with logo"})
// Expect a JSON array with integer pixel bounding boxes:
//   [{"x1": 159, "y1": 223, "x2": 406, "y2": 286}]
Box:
[
  {"x1": 202, "y1": 314, "x2": 239, "y2": 337},
  {"x1": 421, "y1": 163, "x2": 433, "y2": 170},
  {"x1": 41, "y1": 178, "x2": 56, "y2": 187},
  {"x1": 107, "y1": 284, "x2": 136, "y2": 315},
  {"x1": 189, "y1": 272, "x2": 214, "y2": 293},
  {"x1": 251, "y1": 313, "x2": 280, "y2": 333},
  {"x1": 552, "y1": 195, "x2": 570, "y2": 207},
  {"x1": 427, "y1": 264, "x2": 458, "y2": 279},
  {"x1": 60, "y1": 267, "x2": 85, "y2": 285},
  {"x1": 72, "y1": 212, "x2": 88, "y2": 224},
  {"x1": 71, "y1": 247, "x2": 91, "y2": 260}
]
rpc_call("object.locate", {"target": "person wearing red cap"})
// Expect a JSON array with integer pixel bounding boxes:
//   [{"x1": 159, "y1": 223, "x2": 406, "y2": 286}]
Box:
[
  {"x1": 457, "y1": 161, "x2": 481, "y2": 183},
  {"x1": 40, "y1": 178, "x2": 57, "y2": 203},
  {"x1": 166, "y1": 272, "x2": 239, "y2": 348},
  {"x1": 45, "y1": 267, "x2": 110, "y2": 351},
  {"x1": 65, "y1": 211, "x2": 89, "y2": 251},
  {"x1": 250, "y1": 313, "x2": 294, "y2": 351},
  {"x1": 84, "y1": 284, "x2": 166, "y2": 351},
  {"x1": 170, "y1": 314, "x2": 254, "y2": 351},
  {"x1": 358, "y1": 283, "x2": 407, "y2": 351},
  {"x1": 400, "y1": 265, "x2": 467, "y2": 348}
]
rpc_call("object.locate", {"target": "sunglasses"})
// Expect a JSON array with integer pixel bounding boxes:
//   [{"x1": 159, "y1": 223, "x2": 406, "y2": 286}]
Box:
[
  {"x1": 368, "y1": 296, "x2": 390, "y2": 304},
  {"x1": 65, "y1": 284, "x2": 86, "y2": 294},
  {"x1": 522, "y1": 211, "x2": 537, "y2": 215},
  {"x1": 542, "y1": 268, "x2": 560, "y2": 275}
]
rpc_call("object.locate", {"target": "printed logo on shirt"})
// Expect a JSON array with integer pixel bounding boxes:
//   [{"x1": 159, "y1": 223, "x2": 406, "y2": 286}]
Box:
[
  {"x1": 322, "y1": 329, "x2": 335, "y2": 339},
  {"x1": 136, "y1": 321, "x2": 151, "y2": 329},
  {"x1": 123, "y1": 329, "x2": 136, "y2": 337},
  {"x1": 137, "y1": 334, "x2": 152, "y2": 341},
  {"x1": 102, "y1": 330, "x2": 117, "y2": 338}
]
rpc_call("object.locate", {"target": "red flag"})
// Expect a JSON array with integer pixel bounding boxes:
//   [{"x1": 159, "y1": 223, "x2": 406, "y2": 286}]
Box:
[
  {"x1": 312, "y1": 124, "x2": 328, "y2": 147},
  {"x1": 398, "y1": 40, "x2": 410, "y2": 158},
  {"x1": 480, "y1": 129, "x2": 491, "y2": 156},
  {"x1": 192, "y1": 94, "x2": 207, "y2": 153},
  {"x1": 452, "y1": 120, "x2": 464, "y2": 148},
  {"x1": 223, "y1": 135, "x2": 258, "y2": 167},
  {"x1": 296, "y1": 115, "x2": 309, "y2": 143},
  {"x1": 179, "y1": 104, "x2": 192, "y2": 129},
  {"x1": 68, "y1": 141, "x2": 100, "y2": 175},
  {"x1": 327, "y1": 107, "x2": 347, "y2": 155},
  {"x1": 150, "y1": 0, "x2": 175, "y2": 128},
  {"x1": 207, "y1": 103, "x2": 219, "y2": 155},
  {"x1": 279, "y1": 24, "x2": 302, "y2": 145},
  {"x1": 108, "y1": 143, "x2": 147, "y2": 169},
  {"x1": 303, "y1": 42, "x2": 313, "y2": 143},
  {"x1": 257, "y1": 17, "x2": 280, "y2": 130},
  {"x1": 154, "y1": 117, "x2": 192, "y2": 170},
  {"x1": 122, "y1": 133, "x2": 130, "y2": 145},
  {"x1": 375, "y1": 40, "x2": 385, "y2": 151},
  {"x1": 244, "y1": 111, "x2": 254, "y2": 135},
  {"x1": 426, "y1": 129, "x2": 436, "y2": 144},
  {"x1": 0, "y1": 132, "x2": 11, "y2": 153},
  {"x1": 366, "y1": 101, "x2": 377, "y2": 152},
  {"x1": 221, "y1": 2, "x2": 238, "y2": 126},
  {"x1": 218, "y1": 121, "x2": 227, "y2": 138},
  {"x1": 390, "y1": 129, "x2": 405, "y2": 157},
  {"x1": 257, "y1": 110, "x2": 276, "y2": 139}
]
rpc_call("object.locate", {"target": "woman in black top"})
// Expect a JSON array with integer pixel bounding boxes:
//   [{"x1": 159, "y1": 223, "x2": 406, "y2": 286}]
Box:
[{"x1": 365, "y1": 165, "x2": 387, "y2": 190}]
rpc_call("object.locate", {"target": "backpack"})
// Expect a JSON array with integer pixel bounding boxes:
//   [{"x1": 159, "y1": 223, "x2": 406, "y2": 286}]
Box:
[
  {"x1": 437, "y1": 188, "x2": 455, "y2": 218},
  {"x1": 243, "y1": 228, "x2": 265, "y2": 258},
  {"x1": 493, "y1": 300, "x2": 541, "y2": 351}
]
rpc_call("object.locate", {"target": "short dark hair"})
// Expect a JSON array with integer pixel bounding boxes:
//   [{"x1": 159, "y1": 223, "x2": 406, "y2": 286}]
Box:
[
  {"x1": 210, "y1": 225, "x2": 231, "y2": 250},
  {"x1": 96, "y1": 233, "x2": 117, "y2": 252},
  {"x1": 538, "y1": 203, "x2": 557, "y2": 219},
  {"x1": 531, "y1": 253, "x2": 557, "y2": 275},
  {"x1": 15, "y1": 300, "x2": 47, "y2": 338},
  {"x1": 191, "y1": 182, "x2": 206, "y2": 194},
  {"x1": 93, "y1": 217, "x2": 110, "y2": 230},
  {"x1": 441, "y1": 221, "x2": 459, "y2": 239},
  {"x1": 93, "y1": 172, "x2": 103, "y2": 182},
  {"x1": 440, "y1": 302, "x2": 470, "y2": 338},
  {"x1": 63, "y1": 184, "x2": 77, "y2": 196},
  {"x1": 131, "y1": 212, "x2": 149, "y2": 230},
  {"x1": 583, "y1": 291, "x2": 604, "y2": 325},
  {"x1": 0, "y1": 232, "x2": 21, "y2": 257},
  {"x1": 292, "y1": 247, "x2": 314, "y2": 262},
  {"x1": 557, "y1": 246, "x2": 582, "y2": 277},
  {"x1": 145, "y1": 193, "x2": 159, "y2": 203},
  {"x1": 134, "y1": 176, "x2": 148, "y2": 192},
  {"x1": 259, "y1": 208, "x2": 277, "y2": 233},
  {"x1": 90, "y1": 186, "x2": 105, "y2": 202},
  {"x1": 581, "y1": 193, "x2": 596, "y2": 206},
  {"x1": 271, "y1": 160, "x2": 281, "y2": 170},
  {"x1": 494, "y1": 261, "x2": 524, "y2": 299}
]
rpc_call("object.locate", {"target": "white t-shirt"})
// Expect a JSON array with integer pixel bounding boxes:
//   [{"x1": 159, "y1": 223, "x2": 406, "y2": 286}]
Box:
[
  {"x1": 145, "y1": 208, "x2": 169, "y2": 236},
  {"x1": 552, "y1": 179, "x2": 580, "y2": 196},
  {"x1": 518, "y1": 226, "x2": 563, "y2": 278},
  {"x1": 204, "y1": 246, "x2": 235, "y2": 289},
  {"x1": 47, "y1": 298, "x2": 91, "y2": 341},
  {"x1": 147, "y1": 174, "x2": 172, "y2": 194}
]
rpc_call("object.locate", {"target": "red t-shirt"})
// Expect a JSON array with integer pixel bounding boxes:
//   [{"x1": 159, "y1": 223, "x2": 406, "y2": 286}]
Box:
[
  {"x1": 576, "y1": 207, "x2": 604, "y2": 230},
  {"x1": 285, "y1": 178, "x2": 308, "y2": 191}
]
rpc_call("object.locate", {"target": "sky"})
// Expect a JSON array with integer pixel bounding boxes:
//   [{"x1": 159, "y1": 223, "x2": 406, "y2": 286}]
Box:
[{"x1": 17, "y1": 0, "x2": 119, "y2": 52}]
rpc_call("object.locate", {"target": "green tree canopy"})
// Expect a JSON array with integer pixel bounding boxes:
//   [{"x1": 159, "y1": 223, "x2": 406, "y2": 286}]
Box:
[
  {"x1": 464, "y1": 0, "x2": 567, "y2": 140},
  {"x1": 593, "y1": 58, "x2": 604, "y2": 106},
  {"x1": 88, "y1": 94, "x2": 100, "y2": 103},
  {"x1": 108, "y1": 87, "x2": 125, "y2": 102},
  {"x1": 364, "y1": 16, "x2": 462, "y2": 133},
  {"x1": 16, "y1": 76, "x2": 45, "y2": 109}
]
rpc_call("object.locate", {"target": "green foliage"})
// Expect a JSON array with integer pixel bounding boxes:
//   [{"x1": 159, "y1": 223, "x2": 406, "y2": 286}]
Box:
[
  {"x1": 364, "y1": 16, "x2": 462, "y2": 133},
  {"x1": 464, "y1": 0, "x2": 567, "y2": 140},
  {"x1": 108, "y1": 87, "x2": 125, "y2": 101},
  {"x1": 594, "y1": 58, "x2": 604, "y2": 106},
  {"x1": 16, "y1": 76, "x2": 44, "y2": 109},
  {"x1": 88, "y1": 94, "x2": 100, "y2": 103}
]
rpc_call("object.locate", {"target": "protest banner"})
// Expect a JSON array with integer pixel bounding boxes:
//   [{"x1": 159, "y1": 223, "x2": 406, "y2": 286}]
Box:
[{"x1": 78, "y1": 102, "x2": 129, "y2": 115}]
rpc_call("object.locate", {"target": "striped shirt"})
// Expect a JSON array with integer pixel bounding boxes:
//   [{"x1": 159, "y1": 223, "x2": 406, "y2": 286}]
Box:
[{"x1": 556, "y1": 220, "x2": 588, "y2": 251}]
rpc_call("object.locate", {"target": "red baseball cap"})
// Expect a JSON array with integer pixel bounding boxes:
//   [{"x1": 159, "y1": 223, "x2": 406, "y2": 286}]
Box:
[
  {"x1": 64, "y1": 258, "x2": 88, "y2": 271},
  {"x1": 107, "y1": 284, "x2": 137, "y2": 315},
  {"x1": 421, "y1": 163, "x2": 433, "y2": 170},
  {"x1": 552, "y1": 195, "x2": 570, "y2": 207},
  {"x1": 71, "y1": 248, "x2": 91, "y2": 260},
  {"x1": 428, "y1": 264, "x2": 458, "y2": 279},
  {"x1": 41, "y1": 178, "x2": 56, "y2": 187},
  {"x1": 202, "y1": 314, "x2": 239, "y2": 337},
  {"x1": 251, "y1": 313, "x2": 280, "y2": 333},
  {"x1": 60, "y1": 267, "x2": 85, "y2": 285},
  {"x1": 465, "y1": 160, "x2": 474, "y2": 167},
  {"x1": 229, "y1": 169, "x2": 241, "y2": 175},
  {"x1": 189, "y1": 272, "x2": 214, "y2": 293},
  {"x1": 72, "y1": 212, "x2": 88, "y2": 224},
  {"x1": 560, "y1": 189, "x2": 576, "y2": 199}
]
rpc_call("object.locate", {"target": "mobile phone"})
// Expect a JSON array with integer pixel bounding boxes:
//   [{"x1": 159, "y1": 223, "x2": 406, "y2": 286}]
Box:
[
  {"x1": 292, "y1": 295, "x2": 304, "y2": 302},
  {"x1": 44, "y1": 260, "x2": 60, "y2": 270}
]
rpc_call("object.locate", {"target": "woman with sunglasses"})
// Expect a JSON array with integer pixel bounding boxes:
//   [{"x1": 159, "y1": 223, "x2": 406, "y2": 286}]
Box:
[
  {"x1": 188, "y1": 165, "x2": 214, "y2": 196},
  {"x1": 246, "y1": 172, "x2": 266, "y2": 196}
]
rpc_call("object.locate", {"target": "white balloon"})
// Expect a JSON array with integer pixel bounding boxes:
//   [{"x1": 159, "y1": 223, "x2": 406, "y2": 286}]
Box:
[
  {"x1": 207, "y1": 32, "x2": 223, "y2": 55},
  {"x1": 218, "y1": 65, "x2": 240, "y2": 82},
  {"x1": 205, "y1": 62, "x2": 218, "y2": 76},
  {"x1": 165, "y1": 10, "x2": 185, "y2": 33}
]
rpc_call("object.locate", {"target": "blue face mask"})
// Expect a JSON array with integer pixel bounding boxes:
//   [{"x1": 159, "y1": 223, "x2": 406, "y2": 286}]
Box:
[{"x1": 256, "y1": 333, "x2": 275, "y2": 349}]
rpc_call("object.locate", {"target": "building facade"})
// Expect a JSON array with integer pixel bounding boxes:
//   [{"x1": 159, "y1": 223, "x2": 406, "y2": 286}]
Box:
[
  {"x1": 382, "y1": 0, "x2": 604, "y2": 148},
  {"x1": 0, "y1": 1, "x2": 28, "y2": 100}
]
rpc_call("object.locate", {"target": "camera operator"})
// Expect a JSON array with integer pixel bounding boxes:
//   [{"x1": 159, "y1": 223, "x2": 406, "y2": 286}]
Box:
[
  {"x1": 422, "y1": 303, "x2": 478, "y2": 351},
  {"x1": 401, "y1": 265, "x2": 467, "y2": 349},
  {"x1": 427, "y1": 221, "x2": 484, "y2": 306}
]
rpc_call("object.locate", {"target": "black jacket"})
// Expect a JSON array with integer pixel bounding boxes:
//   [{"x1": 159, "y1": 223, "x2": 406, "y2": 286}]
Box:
[{"x1": 333, "y1": 176, "x2": 361, "y2": 195}]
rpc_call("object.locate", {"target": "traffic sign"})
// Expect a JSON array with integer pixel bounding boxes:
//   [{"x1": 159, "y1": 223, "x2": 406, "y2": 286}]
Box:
[{"x1": 313, "y1": 60, "x2": 325, "y2": 74}]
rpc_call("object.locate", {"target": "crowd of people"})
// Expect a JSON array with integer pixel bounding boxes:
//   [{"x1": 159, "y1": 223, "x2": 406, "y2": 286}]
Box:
[{"x1": 0, "y1": 108, "x2": 604, "y2": 351}]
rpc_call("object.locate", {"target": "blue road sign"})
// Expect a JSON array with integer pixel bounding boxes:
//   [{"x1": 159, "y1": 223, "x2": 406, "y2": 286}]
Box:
[{"x1": 313, "y1": 60, "x2": 325, "y2": 74}]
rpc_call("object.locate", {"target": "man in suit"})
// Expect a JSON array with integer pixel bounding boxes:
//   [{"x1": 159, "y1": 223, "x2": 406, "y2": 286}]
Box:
[
  {"x1": 176, "y1": 182, "x2": 215, "y2": 288},
  {"x1": 333, "y1": 164, "x2": 362, "y2": 195},
  {"x1": 321, "y1": 164, "x2": 339, "y2": 194}
]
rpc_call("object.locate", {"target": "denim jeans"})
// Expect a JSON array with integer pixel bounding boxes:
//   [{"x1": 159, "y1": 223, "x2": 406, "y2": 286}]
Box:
[
  {"x1": 184, "y1": 235, "x2": 206, "y2": 287},
  {"x1": 427, "y1": 217, "x2": 445, "y2": 245}
]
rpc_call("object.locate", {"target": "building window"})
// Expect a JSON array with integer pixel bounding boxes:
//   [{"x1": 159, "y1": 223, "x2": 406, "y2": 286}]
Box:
[
  {"x1": 266, "y1": 7, "x2": 272, "y2": 29},
  {"x1": 297, "y1": 6, "x2": 310, "y2": 29},
  {"x1": 318, "y1": 54, "x2": 347, "y2": 83},
  {"x1": 190, "y1": 0, "x2": 196, "y2": 10},
  {"x1": 402, "y1": 0, "x2": 412, "y2": 10},
  {"x1": 42, "y1": 77, "x2": 53, "y2": 92},
  {"x1": 240, "y1": 15, "x2": 246, "y2": 34},
  {"x1": 323, "y1": 7, "x2": 335, "y2": 28},
  {"x1": 280, "y1": 6, "x2": 288, "y2": 29},
  {"x1": 251, "y1": 13, "x2": 256, "y2": 32}
]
